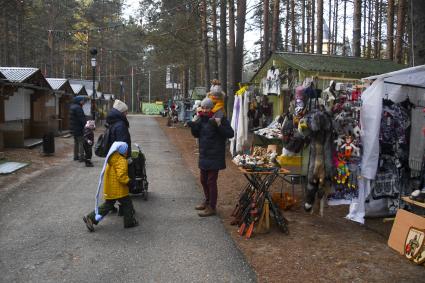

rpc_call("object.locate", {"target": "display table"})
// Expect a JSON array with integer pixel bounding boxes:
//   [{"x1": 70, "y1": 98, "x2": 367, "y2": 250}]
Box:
[
  {"x1": 401, "y1": 196, "x2": 425, "y2": 210},
  {"x1": 231, "y1": 166, "x2": 290, "y2": 238}
]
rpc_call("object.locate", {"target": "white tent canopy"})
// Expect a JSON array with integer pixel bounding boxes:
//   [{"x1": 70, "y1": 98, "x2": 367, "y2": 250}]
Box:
[{"x1": 363, "y1": 64, "x2": 425, "y2": 88}]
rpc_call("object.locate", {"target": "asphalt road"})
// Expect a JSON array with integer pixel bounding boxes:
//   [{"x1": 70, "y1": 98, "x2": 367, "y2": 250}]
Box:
[{"x1": 0, "y1": 115, "x2": 256, "y2": 283}]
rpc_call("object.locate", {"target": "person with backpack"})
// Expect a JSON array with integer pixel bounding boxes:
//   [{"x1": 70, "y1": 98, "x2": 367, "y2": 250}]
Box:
[
  {"x1": 106, "y1": 99, "x2": 131, "y2": 154},
  {"x1": 69, "y1": 96, "x2": 87, "y2": 162}
]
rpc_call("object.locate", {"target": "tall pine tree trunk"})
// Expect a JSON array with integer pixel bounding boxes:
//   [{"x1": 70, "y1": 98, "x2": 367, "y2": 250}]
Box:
[
  {"x1": 332, "y1": 0, "x2": 339, "y2": 54},
  {"x1": 363, "y1": 0, "x2": 367, "y2": 56},
  {"x1": 307, "y1": 0, "x2": 311, "y2": 52},
  {"x1": 378, "y1": 0, "x2": 383, "y2": 58},
  {"x1": 342, "y1": 0, "x2": 347, "y2": 55},
  {"x1": 2, "y1": 5, "x2": 10, "y2": 65},
  {"x1": 353, "y1": 0, "x2": 362, "y2": 57},
  {"x1": 410, "y1": 0, "x2": 425, "y2": 65},
  {"x1": 219, "y1": 0, "x2": 227, "y2": 99},
  {"x1": 311, "y1": 0, "x2": 315, "y2": 53},
  {"x1": 291, "y1": 0, "x2": 296, "y2": 52},
  {"x1": 271, "y1": 0, "x2": 280, "y2": 52},
  {"x1": 201, "y1": 0, "x2": 210, "y2": 90},
  {"x1": 302, "y1": 0, "x2": 306, "y2": 52},
  {"x1": 387, "y1": 0, "x2": 394, "y2": 60},
  {"x1": 211, "y1": 0, "x2": 219, "y2": 79},
  {"x1": 235, "y1": 0, "x2": 246, "y2": 84},
  {"x1": 228, "y1": 0, "x2": 236, "y2": 115},
  {"x1": 395, "y1": 0, "x2": 406, "y2": 63},
  {"x1": 284, "y1": 0, "x2": 290, "y2": 50},
  {"x1": 316, "y1": 0, "x2": 323, "y2": 54},
  {"x1": 373, "y1": 0, "x2": 380, "y2": 58},
  {"x1": 366, "y1": 0, "x2": 372, "y2": 58},
  {"x1": 263, "y1": 0, "x2": 270, "y2": 61},
  {"x1": 328, "y1": 0, "x2": 331, "y2": 54}
]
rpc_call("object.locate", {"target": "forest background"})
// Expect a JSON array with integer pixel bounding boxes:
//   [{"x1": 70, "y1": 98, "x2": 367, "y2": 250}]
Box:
[{"x1": 0, "y1": 0, "x2": 424, "y2": 111}]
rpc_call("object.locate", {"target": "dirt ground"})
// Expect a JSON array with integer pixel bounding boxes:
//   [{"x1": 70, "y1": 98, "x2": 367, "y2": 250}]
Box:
[
  {"x1": 156, "y1": 117, "x2": 425, "y2": 282},
  {"x1": 0, "y1": 134, "x2": 74, "y2": 197}
]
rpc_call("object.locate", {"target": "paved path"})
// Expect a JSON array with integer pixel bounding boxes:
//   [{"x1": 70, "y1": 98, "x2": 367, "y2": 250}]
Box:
[{"x1": 0, "y1": 115, "x2": 256, "y2": 283}]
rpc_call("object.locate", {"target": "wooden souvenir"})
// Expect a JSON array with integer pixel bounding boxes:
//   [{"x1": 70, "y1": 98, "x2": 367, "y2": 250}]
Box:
[{"x1": 404, "y1": 227, "x2": 425, "y2": 260}]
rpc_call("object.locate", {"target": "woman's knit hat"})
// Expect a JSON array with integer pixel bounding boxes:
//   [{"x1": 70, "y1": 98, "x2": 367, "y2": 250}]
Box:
[
  {"x1": 201, "y1": 97, "x2": 214, "y2": 109},
  {"x1": 113, "y1": 99, "x2": 128, "y2": 113}
]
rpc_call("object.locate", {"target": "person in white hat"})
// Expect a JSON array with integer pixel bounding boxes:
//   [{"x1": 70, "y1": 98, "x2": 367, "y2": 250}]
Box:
[{"x1": 106, "y1": 99, "x2": 132, "y2": 154}]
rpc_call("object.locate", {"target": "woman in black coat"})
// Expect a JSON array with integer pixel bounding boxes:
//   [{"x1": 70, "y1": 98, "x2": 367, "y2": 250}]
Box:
[
  {"x1": 187, "y1": 98, "x2": 234, "y2": 217},
  {"x1": 106, "y1": 100, "x2": 131, "y2": 154}
]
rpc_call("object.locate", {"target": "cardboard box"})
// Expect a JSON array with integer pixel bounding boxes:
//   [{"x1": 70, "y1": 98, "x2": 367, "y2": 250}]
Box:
[{"x1": 388, "y1": 209, "x2": 425, "y2": 254}]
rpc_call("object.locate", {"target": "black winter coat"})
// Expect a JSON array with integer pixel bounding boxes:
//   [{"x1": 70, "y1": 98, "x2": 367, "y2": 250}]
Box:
[
  {"x1": 106, "y1": 108, "x2": 132, "y2": 153},
  {"x1": 69, "y1": 102, "x2": 86, "y2": 136},
  {"x1": 189, "y1": 116, "x2": 234, "y2": 170}
]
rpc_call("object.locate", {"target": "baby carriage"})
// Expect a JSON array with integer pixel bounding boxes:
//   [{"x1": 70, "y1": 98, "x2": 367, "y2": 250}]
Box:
[{"x1": 128, "y1": 143, "x2": 149, "y2": 200}]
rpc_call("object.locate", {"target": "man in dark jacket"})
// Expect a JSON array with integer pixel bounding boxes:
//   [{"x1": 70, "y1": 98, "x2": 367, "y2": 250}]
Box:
[
  {"x1": 187, "y1": 97, "x2": 234, "y2": 217},
  {"x1": 106, "y1": 99, "x2": 131, "y2": 154},
  {"x1": 69, "y1": 96, "x2": 87, "y2": 161}
]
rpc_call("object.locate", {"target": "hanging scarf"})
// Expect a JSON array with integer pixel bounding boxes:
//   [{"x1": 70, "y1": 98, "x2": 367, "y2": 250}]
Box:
[{"x1": 94, "y1": 141, "x2": 128, "y2": 221}]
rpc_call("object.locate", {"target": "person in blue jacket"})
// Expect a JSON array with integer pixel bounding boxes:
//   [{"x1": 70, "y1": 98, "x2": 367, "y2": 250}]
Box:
[
  {"x1": 69, "y1": 96, "x2": 87, "y2": 162},
  {"x1": 187, "y1": 98, "x2": 234, "y2": 217}
]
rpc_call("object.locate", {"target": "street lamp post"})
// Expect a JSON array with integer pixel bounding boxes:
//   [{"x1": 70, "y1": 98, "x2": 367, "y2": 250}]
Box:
[
  {"x1": 120, "y1": 77, "x2": 124, "y2": 101},
  {"x1": 90, "y1": 48, "x2": 98, "y2": 121}
]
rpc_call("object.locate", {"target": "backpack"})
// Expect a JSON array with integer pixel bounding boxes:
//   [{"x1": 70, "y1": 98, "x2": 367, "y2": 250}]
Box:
[{"x1": 94, "y1": 124, "x2": 111, "y2": 157}]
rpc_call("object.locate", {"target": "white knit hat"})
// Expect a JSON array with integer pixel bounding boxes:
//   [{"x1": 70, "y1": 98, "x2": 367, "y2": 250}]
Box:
[{"x1": 113, "y1": 99, "x2": 128, "y2": 113}]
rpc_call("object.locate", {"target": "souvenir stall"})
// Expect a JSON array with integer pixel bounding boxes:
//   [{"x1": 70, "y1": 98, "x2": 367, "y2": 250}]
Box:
[
  {"x1": 230, "y1": 85, "x2": 291, "y2": 237},
  {"x1": 347, "y1": 65, "x2": 425, "y2": 227},
  {"x1": 277, "y1": 78, "x2": 363, "y2": 215},
  {"x1": 352, "y1": 65, "x2": 425, "y2": 266},
  {"x1": 229, "y1": 53, "x2": 405, "y2": 238}
]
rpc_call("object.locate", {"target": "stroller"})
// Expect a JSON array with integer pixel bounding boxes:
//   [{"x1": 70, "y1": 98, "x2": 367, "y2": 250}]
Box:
[{"x1": 128, "y1": 143, "x2": 149, "y2": 200}]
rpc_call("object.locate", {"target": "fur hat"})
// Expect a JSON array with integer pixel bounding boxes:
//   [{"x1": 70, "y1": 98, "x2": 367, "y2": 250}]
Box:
[
  {"x1": 113, "y1": 99, "x2": 128, "y2": 113},
  {"x1": 201, "y1": 97, "x2": 214, "y2": 109}
]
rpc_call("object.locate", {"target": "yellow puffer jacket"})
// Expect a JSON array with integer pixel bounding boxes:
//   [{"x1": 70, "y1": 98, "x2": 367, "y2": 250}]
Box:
[{"x1": 103, "y1": 152, "x2": 130, "y2": 199}]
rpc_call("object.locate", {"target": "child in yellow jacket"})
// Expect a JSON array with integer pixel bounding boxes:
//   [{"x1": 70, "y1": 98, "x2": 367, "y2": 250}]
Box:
[
  {"x1": 83, "y1": 141, "x2": 138, "y2": 231},
  {"x1": 207, "y1": 79, "x2": 226, "y2": 119}
]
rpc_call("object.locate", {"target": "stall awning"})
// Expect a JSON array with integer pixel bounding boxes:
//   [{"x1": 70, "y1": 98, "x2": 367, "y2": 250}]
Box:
[{"x1": 362, "y1": 65, "x2": 425, "y2": 89}]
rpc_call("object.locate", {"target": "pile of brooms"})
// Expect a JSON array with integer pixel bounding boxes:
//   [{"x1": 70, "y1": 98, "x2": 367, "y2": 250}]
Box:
[{"x1": 231, "y1": 169, "x2": 289, "y2": 239}]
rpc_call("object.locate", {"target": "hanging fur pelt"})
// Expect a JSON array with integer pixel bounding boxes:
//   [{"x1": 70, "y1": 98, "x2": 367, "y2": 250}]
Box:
[{"x1": 304, "y1": 110, "x2": 334, "y2": 215}]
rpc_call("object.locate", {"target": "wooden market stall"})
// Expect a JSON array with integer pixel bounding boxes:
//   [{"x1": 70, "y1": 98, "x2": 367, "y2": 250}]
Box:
[
  {"x1": 0, "y1": 67, "x2": 53, "y2": 148},
  {"x1": 249, "y1": 52, "x2": 406, "y2": 118},
  {"x1": 46, "y1": 78, "x2": 75, "y2": 133}
]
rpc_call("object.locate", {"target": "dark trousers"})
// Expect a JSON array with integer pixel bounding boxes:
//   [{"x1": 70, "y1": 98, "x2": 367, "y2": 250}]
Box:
[
  {"x1": 74, "y1": 136, "x2": 84, "y2": 160},
  {"x1": 83, "y1": 141, "x2": 92, "y2": 160},
  {"x1": 87, "y1": 196, "x2": 137, "y2": 228},
  {"x1": 200, "y1": 169, "x2": 219, "y2": 209}
]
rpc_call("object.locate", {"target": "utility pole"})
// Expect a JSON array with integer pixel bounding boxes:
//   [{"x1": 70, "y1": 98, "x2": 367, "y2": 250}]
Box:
[{"x1": 148, "y1": 70, "x2": 151, "y2": 103}]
